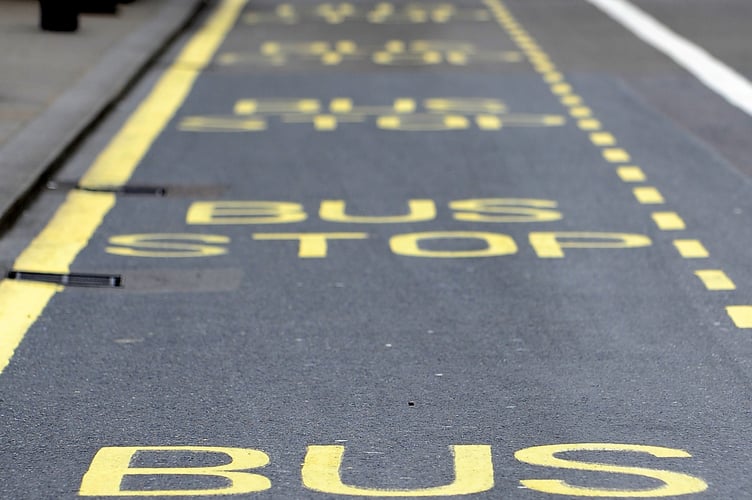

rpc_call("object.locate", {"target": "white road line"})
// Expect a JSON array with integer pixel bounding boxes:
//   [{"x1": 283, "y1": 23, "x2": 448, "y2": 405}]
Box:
[{"x1": 587, "y1": 0, "x2": 752, "y2": 117}]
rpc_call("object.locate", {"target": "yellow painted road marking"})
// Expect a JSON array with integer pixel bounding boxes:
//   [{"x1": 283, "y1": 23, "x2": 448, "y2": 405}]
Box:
[
  {"x1": 651, "y1": 211, "x2": 686, "y2": 230},
  {"x1": 560, "y1": 95, "x2": 583, "y2": 106},
  {"x1": 179, "y1": 116, "x2": 266, "y2": 132},
  {"x1": 393, "y1": 98, "x2": 416, "y2": 113},
  {"x1": 589, "y1": 132, "x2": 616, "y2": 146},
  {"x1": 253, "y1": 233, "x2": 369, "y2": 258},
  {"x1": 321, "y1": 52, "x2": 342, "y2": 65},
  {"x1": 302, "y1": 445, "x2": 494, "y2": 496},
  {"x1": 694, "y1": 270, "x2": 736, "y2": 291},
  {"x1": 476, "y1": 115, "x2": 502, "y2": 130},
  {"x1": 515, "y1": 443, "x2": 707, "y2": 497},
  {"x1": 330, "y1": 98, "x2": 353, "y2": 113},
  {"x1": 727, "y1": 306, "x2": 752, "y2": 328},
  {"x1": 486, "y1": 0, "x2": 744, "y2": 328},
  {"x1": 550, "y1": 83, "x2": 572, "y2": 95},
  {"x1": 314, "y1": 115, "x2": 338, "y2": 130},
  {"x1": 673, "y1": 239, "x2": 709, "y2": 258},
  {"x1": 80, "y1": 446, "x2": 271, "y2": 496},
  {"x1": 444, "y1": 115, "x2": 470, "y2": 128},
  {"x1": 0, "y1": 281, "x2": 59, "y2": 375},
  {"x1": 82, "y1": 0, "x2": 245, "y2": 187},
  {"x1": 569, "y1": 106, "x2": 593, "y2": 118},
  {"x1": 602, "y1": 148, "x2": 630, "y2": 163},
  {"x1": 633, "y1": 186, "x2": 665, "y2": 204},
  {"x1": 617, "y1": 166, "x2": 646, "y2": 182},
  {"x1": 0, "y1": 0, "x2": 247, "y2": 376},
  {"x1": 577, "y1": 119, "x2": 602, "y2": 131}
]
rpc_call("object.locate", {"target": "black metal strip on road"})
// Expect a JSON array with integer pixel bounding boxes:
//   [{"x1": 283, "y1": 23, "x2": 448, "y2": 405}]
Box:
[
  {"x1": 6, "y1": 271, "x2": 123, "y2": 288},
  {"x1": 46, "y1": 181, "x2": 226, "y2": 198},
  {"x1": 46, "y1": 181, "x2": 167, "y2": 197}
]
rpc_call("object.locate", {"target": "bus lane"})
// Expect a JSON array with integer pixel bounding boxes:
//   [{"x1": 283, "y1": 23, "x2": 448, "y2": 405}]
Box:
[{"x1": 0, "y1": 0, "x2": 751, "y2": 497}]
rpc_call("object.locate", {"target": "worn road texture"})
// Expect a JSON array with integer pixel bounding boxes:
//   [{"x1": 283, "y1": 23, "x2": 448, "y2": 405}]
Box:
[{"x1": 1, "y1": 0, "x2": 751, "y2": 498}]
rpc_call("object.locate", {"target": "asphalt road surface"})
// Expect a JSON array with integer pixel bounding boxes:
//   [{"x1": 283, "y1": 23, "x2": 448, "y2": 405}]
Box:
[{"x1": 1, "y1": 0, "x2": 752, "y2": 498}]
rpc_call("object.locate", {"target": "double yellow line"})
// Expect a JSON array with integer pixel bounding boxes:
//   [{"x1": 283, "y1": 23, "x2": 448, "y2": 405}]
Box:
[{"x1": 0, "y1": 0, "x2": 247, "y2": 374}]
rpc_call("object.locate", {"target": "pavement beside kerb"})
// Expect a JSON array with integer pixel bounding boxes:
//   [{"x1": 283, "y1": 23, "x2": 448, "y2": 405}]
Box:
[{"x1": 0, "y1": 0, "x2": 206, "y2": 230}]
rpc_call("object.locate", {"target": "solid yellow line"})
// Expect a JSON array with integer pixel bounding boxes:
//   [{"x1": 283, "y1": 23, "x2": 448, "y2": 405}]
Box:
[
  {"x1": 82, "y1": 0, "x2": 247, "y2": 188},
  {"x1": 0, "y1": 0, "x2": 247, "y2": 376},
  {"x1": 0, "y1": 281, "x2": 59, "y2": 375},
  {"x1": 694, "y1": 270, "x2": 736, "y2": 291},
  {"x1": 727, "y1": 306, "x2": 752, "y2": 328}
]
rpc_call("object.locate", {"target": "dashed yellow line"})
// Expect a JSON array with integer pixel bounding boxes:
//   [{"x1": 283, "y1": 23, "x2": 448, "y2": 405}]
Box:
[
  {"x1": 551, "y1": 83, "x2": 573, "y2": 95},
  {"x1": 394, "y1": 98, "x2": 417, "y2": 113},
  {"x1": 561, "y1": 95, "x2": 583, "y2": 106},
  {"x1": 570, "y1": 106, "x2": 594, "y2": 118},
  {"x1": 633, "y1": 187, "x2": 665, "y2": 204},
  {"x1": 651, "y1": 212, "x2": 686, "y2": 231},
  {"x1": 674, "y1": 239, "x2": 709, "y2": 259},
  {"x1": 589, "y1": 132, "x2": 617, "y2": 146},
  {"x1": 617, "y1": 166, "x2": 646, "y2": 182},
  {"x1": 577, "y1": 118, "x2": 602, "y2": 131},
  {"x1": 602, "y1": 148, "x2": 631, "y2": 163},
  {"x1": 0, "y1": 0, "x2": 248, "y2": 375},
  {"x1": 727, "y1": 306, "x2": 752, "y2": 328},
  {"x1": 485, "y1": 0, "x2": 749, "y2": 329},
  {"x1": 694, "y1": 270, "x2": 736, "y2": 291}
]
